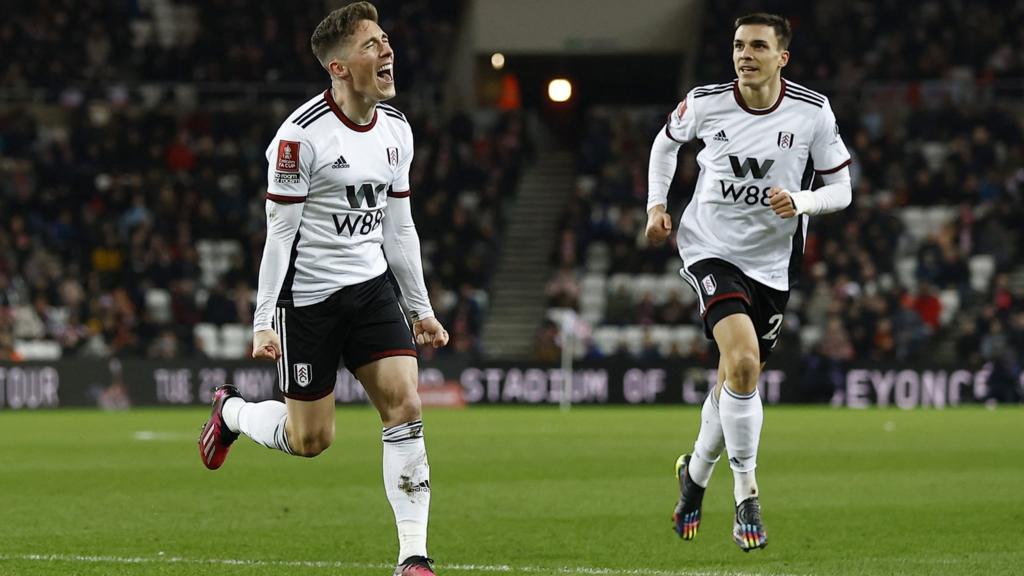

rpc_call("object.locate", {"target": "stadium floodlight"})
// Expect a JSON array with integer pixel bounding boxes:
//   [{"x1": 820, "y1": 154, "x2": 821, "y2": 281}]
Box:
[{"x1": 547, "y1": 78, "x2": 572, "y2": 103}]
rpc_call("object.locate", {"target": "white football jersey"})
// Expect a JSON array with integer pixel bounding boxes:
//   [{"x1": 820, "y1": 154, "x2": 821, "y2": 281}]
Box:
[
  {"x1": 665, "y1": 79, "x2": 851, "y2": 291},
  {"x1": 264, "y1": 90, "x2": 413, "y2": 306}
]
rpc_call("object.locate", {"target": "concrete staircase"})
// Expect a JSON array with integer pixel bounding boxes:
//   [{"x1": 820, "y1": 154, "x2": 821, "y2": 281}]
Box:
[{"x1": 482, "y1": 149, "x2": 575, "y2": 359}]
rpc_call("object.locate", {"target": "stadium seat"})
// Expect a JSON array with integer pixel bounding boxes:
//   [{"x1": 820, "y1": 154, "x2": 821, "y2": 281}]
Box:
[
  {"x1": 939, "y1": 289, "x2": 960, "y2": 326},
  {"x1": 968, "y1": 255, "x2": 995, "y2": 293},
  {"x1": 592, "y1": 326, "x2": 621, "y2": 355},
  {"x1": 800, "y1": 325, "x2": 823, "y2": 353},
  {"x1": 220, "y1": 324, "x2": 250, "y2": 359},
  {"x1": 144, "y1": 289, "x2": 172, "y2": 324},
  {"x1": 193, "y1": 323, "x2": 220, "y2": 358},
  {"x1": 14, "y1": 340, "x2": 62, "y2": 360}
]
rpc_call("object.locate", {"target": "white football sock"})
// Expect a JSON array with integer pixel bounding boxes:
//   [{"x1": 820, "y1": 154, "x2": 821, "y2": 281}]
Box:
[
  {"x1": 719, "y1": 384, "x2": 763, "y2": 504},
  {"x1": 222, "y1": 396, "x2": 244, "y2": 433},
  {"x1": 688, "y1": 389, "x2": 725, "y2": 488},
  {"x1": 237, "y1": 400, "x2": 293, "y2": 454},
  {"x1": 382, "y1": 420, "x2": 430, "y2": 563}
]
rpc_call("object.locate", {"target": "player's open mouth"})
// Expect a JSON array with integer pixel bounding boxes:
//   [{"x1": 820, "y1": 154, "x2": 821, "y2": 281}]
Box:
[
  {"x1": 377, "y1": 63, "x2": 393, "y2": 84},
  {"x1": 739, "y1": 66, "x2": 758, "y2": 73}
]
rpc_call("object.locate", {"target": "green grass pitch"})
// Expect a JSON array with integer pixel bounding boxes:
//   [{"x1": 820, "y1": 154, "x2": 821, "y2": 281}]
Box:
[{"x1": 1, "y1": 405, "x2": 1021, "y2": 576}]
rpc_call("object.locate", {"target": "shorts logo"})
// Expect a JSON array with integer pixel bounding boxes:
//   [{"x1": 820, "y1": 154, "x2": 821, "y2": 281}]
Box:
[
  {"x1": 294, "y1": 363, "x2": 312, "y2": 387},
  {"x1": 777, "y1": 131, "x2": 794, "y2": 150},
  {"x1": 276, "y1": 140, "x2": 300, "y2": 173},
  {"x1": 387, "y1": 147, "x2": 399, "y2": 167},
  {"x1": 702, "y1": 274, "x2": 717, "y2": 295}
]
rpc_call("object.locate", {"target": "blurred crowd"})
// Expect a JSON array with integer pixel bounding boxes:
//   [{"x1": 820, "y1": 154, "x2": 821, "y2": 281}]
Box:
[
  {"x1": 2, "y1": 0, "x2": 457, "y2": 96},
  {"x1": 696, "y1": 0, "x2": 1024, "y2": 84},
  {"x1": 541, "y1": 0, "x2": 1024, "y2": 391},
  {"x1": 0, "y1": 0, "x2": 530, "y2": 361}
]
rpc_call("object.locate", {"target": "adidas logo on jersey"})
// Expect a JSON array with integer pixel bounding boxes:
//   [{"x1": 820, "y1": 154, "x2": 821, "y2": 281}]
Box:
[
  {"x1": 331, "y1": 155, "x2": 350, "y2": 169},
  {"x1": 713, "y1": 130, "x2": 729, "y2": 142}
]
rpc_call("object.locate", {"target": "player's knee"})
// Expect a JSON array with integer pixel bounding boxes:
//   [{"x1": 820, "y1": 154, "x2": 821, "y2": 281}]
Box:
[
  {"x1": 290, "y1": 426, "x2": 335, "y2": 457},
  {"x1": 381, "y1": 389, "x2": 422, "y2": 426},
  {"x1": 725, "y1": 350, "x2": 760, "y2": 392}
]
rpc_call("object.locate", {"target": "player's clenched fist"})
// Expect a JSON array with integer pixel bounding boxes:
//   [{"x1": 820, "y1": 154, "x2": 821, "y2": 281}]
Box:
[
  {"x1": 645, "y1": 205, "x2": 673, "y2": 245},
  {"x1": 414, "y1": 317, "x2": 450, "y2": 349},
  {"x1": 767, "y1": 186, "x2": 797, "y2": 219},
  {"x1": 252, "y1": 329, "x2": 282, "y2": 360}
]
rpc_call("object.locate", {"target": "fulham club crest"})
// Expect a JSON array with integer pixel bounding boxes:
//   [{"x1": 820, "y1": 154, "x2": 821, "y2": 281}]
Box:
[
  {"x1": 701, "y1": 274, "x2": 717, "y2": 296},
  {"x1": 777, "y1": 131, "x2": 794, "y2": 150},
  {"x1": 387, "y1": 147, "x2": 399, "y2": 167},
  {"x1": 294, "y1": 363, "x2": 312, "y2": 387}
]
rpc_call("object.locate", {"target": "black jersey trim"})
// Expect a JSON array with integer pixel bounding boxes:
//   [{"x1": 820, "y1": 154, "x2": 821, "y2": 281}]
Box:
[
  {"x1": 377, "y1": 102, "x2": 406, "y2": 117},
  {"x1": 786, "y1": 93, "x2": 824, "y2": 108},
  {"x1": 816, "y1": 159, "x2": 852, "y2": 174},
  {"x1": 786, "y1": 84, "x2": 825, "y2": 103},
  {"x1": 277, "y1": 231, "x2": 302, "y2": 306},
  {"x1": 664, "y1": 122, "x2": 684, "y2": 143},
  {"x1": 693, "y1": 86, "x2": 732, "y2": 99},
  {"x1": 298, "y1": 107, "x2": 332, "y2": 128},
  {"x1": 381, "y1": 110, "x2": 408, "y2": 123},
  {"x1": 266, "y1": 193, "x2": 306, "y2": 204},
  {"x1": 293, "y1": 101, "x2": 329, "y2": 126},
  {"x1": 693, "y1": 82, "x2": 732, "y2": 95}
]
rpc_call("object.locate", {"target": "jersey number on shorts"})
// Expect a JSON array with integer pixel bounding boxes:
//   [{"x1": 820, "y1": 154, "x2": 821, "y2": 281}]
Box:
[{"x1": 762, "y1": 314, "x2": 784, "y2": 342}]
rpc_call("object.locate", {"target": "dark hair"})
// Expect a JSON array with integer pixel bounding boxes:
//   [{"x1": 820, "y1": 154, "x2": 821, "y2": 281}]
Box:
[
  {"x1": 734, "y1": 13, "x2": 792, "y2": 50},
  {"x1": 311, "y1": 1, "x2": 379, "y2": 68}
]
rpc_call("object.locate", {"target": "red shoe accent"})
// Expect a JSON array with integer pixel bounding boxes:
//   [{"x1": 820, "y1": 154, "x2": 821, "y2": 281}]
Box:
[{"x1": 198, "y1": 385, "x2": 241, "y2": 470}]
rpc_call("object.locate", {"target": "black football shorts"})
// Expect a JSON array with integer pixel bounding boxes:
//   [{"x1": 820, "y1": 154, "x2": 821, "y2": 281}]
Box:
[
  {"x1": 272, "y1": 272, "x2": 417, "y2": 400},
  {"x1": 681, "y1": 258, "x2": 790, "y2": 360}
]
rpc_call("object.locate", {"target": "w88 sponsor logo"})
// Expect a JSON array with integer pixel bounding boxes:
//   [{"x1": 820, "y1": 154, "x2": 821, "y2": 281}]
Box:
[
  {"x1": 719, "y1": 181, "x2": 772, "y2": 206},
  {"x1": 333, "y1": 209, "x2": 385, "y2": 236}
]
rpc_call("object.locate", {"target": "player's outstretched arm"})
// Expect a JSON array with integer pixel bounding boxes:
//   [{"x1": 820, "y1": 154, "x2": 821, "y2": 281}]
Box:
[{"x1": 252, "y1": 200, "x2": 304, "y2": 359}]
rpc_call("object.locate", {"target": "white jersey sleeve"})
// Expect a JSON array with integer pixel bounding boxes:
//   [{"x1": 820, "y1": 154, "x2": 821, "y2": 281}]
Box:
[
  {"x1": 391, "y1": 123, "x2": 413, "y2": 194},
  {"x1": 265, "y1": 124, "x2": 315, "y2": 203},
  {"x1": 648, "y1": 89, "x2": 701, "y2": 211},
  {"x1": 382, "y1": 122, "x2": 433, "y2": 321},
  {"x1": 809, "y1": 100, "x2": 851, "y2": 174},
  {"x1": 665, "y1": 90, "x2": 698, "y2": 144}
]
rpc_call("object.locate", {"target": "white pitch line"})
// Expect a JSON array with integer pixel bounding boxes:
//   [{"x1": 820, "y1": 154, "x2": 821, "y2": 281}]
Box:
[
  {"x1": 133, "y1": 430, "x2": 196, "y2": 442},
  {"x1": 0, "y1": 554, "x2": 792, "y2": 576}
]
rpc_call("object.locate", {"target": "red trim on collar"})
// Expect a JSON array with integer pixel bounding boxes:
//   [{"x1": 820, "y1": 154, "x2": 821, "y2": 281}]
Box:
[
  {"x1": 733, "y1": 78, "x2": 786, "y2": 115},
  {"x1": 323, "y1": 89, "x2": 377, "y2": 132}
]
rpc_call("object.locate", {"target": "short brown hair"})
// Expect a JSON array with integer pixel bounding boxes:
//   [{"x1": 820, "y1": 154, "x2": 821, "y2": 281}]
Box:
[
  {"x1": 311, "y1": 1, "x2": 379, "y2": 68},
  {"x1": 734, "y1": 13, "x2": 792, "y2": 50}
]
